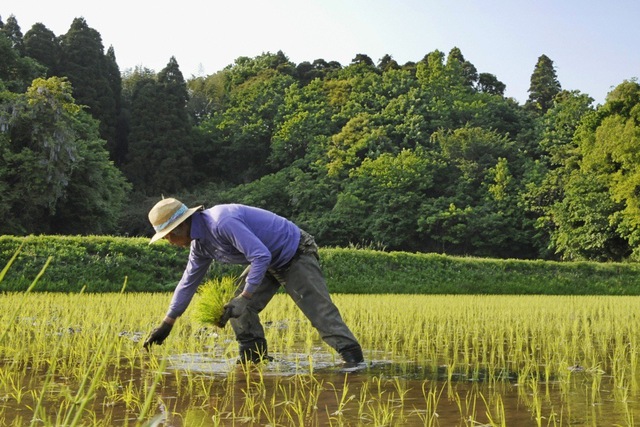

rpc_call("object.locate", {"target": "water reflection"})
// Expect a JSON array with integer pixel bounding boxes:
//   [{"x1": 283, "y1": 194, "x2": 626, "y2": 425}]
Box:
[
  {"x1": 1, "y1": 349, "x2": 636, "y2": 426},
  {"x1": 154, "y1": 351, "x2": 637, "y2": 426}
]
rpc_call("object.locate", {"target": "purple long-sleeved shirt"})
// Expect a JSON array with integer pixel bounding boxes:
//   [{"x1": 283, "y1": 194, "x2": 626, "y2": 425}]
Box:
[{"x1": 166, "y1": 204, "x2": 301, "y2": 319}]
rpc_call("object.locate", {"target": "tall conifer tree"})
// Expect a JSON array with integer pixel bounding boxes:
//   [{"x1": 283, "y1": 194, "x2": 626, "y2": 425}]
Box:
[
  {"x1": 104, "y1": 46, "x2": 124, "y2": 163},
  {"x1": 0, "y1": 15, "x2": 24, "y2": 55},
  {"x1": 124, "y1": 57, "x2": 194, "y2": 194},
  {"x1": 527, "y1": 54, "x2": 561, "y2": 113},
  {"x1": 24, "y1": 23, "x2": 60, "y2": 77},
  {"x1": 58, "y1": 18, "x2": 118, "y2": 158}
]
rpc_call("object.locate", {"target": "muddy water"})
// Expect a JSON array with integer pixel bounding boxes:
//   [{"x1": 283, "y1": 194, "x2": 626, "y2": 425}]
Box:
[
  {"x1": 2, "y1": 350, "x2": 638, "y2": 426},
  {"x1": 155, "y1": 352, "x2": 638, "y2": 426},
  {"x1": 127, "y1": 353, "x2": 640, "y2": 425}
]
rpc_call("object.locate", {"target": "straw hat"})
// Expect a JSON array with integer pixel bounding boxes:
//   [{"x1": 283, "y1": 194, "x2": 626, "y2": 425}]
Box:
[{"x1": 148, "y1": 198, "x2": 203, "y2": 244}]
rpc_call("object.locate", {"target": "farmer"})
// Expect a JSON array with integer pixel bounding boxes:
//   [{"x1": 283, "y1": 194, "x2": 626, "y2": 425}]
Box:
[{"x1": 143, "y1": 197, "x2": 364, "y2": 366}]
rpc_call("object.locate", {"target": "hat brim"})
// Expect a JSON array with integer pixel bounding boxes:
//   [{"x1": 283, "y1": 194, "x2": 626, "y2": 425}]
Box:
[{"x1": 149, "y1": 206, "x2": 202, "y2": 244}]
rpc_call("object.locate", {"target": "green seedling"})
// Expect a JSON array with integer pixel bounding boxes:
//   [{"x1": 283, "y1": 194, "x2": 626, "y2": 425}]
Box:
[
  {"x1": 2, "y1": 286, "x2": 640, "y2": 425},
  {"x1": 192, "y1": 276, "x2": 238, "y2": 326}
]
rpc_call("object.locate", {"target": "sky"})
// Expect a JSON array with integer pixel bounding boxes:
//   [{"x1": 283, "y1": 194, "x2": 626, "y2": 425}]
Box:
[{"x1": 3, "y1": 0, "x2": 639, "y2": 106}]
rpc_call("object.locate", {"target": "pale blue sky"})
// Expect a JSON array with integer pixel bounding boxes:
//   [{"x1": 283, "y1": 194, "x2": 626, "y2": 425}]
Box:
[{"x1": 3, "y1": 0, "x2": 639, "y2": 105}]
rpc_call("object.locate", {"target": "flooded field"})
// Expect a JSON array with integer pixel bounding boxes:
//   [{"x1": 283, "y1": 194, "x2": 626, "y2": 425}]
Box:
[{"x1": 1, "y1": 293, "x2": 640, "y2": 426}]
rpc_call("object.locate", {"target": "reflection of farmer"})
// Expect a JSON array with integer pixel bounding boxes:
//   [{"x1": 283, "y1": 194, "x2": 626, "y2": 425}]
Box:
[{"x1": 143, "y1": 198, "x2": 364, "y2": 366}]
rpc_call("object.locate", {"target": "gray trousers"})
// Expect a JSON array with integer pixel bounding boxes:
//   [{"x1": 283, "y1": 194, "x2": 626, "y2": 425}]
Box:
[{"x1": 229, "y1": 230, "x2": 360, "y2": 354}]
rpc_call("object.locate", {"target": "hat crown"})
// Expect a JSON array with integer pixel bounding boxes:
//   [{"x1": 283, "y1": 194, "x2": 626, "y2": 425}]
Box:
[
  {"x1": 147, "y1": 197, "x2": 202, "y2": 244},
  {"x1": 149, "y1": 198, "x2": 185, "y2": 229}
]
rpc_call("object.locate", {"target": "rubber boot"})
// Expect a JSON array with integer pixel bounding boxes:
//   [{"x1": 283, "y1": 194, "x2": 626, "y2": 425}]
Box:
[
  {"x1": 237, "y1": 338, "x2": 273, "y2": 364},
  {"x1": 339, "y1": 344, "x2": 364, "y2": 366}
]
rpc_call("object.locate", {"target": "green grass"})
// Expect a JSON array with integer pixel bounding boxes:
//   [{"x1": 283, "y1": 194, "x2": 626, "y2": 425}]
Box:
[{"x1": 3, "y1": 235, "x2": 640, "y2": 295}]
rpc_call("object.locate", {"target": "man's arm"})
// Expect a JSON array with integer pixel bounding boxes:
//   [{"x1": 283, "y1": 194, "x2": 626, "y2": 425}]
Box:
[
  {"x1": 144, "y1": 247, "x2": 211, "y2": 350},
  {"x1": 165, "y1": 248, "x2": 212, "y2": 319}
]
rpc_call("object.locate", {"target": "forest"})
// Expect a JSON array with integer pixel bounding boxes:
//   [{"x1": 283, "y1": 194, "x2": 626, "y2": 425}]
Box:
[{"x1": 1, "y1": 14, "x2": 640, "y2": 262}]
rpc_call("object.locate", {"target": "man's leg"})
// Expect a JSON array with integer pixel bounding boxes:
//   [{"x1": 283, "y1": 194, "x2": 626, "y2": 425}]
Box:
[
  {"x1": 230, "y1": 266, "x2": 280, "y2": 363},
  {"x1": 278, "y1": 253, "x2": 363, "y2": 363}
]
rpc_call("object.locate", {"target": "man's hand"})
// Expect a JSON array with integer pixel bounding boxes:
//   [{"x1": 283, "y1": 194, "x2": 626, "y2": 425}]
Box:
[
  {"x1": 224, "y1": 294, "x2": 251, "y2": 318},
  {"x1": 217, "y1": 293, "x2": 253, "y2": 327},
  {"x1": 216, "y1": 306, "x2": 233, "y2": 328},
  {"x1": 143, "y1": 321, "x2": 173, "y2": 351}
]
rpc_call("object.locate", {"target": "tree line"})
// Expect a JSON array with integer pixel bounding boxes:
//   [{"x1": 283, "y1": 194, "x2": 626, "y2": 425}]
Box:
[{"x1": 1, "y1": 14, "x2": 639, "y2": 262}]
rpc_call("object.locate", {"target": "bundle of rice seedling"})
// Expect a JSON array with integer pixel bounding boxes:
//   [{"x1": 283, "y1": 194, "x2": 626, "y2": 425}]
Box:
[{"x1": 193, "y1": 276, "x2": 238, "y2": 326}]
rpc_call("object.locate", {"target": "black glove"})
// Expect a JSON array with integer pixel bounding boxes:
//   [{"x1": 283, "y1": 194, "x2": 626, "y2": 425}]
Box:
[
  {"x1": 216, "y1": 295, "x2": 252, "y2": 328},
  {"x1": 216, "y1": 305, "x2": 233, "y2": 328},
  {"x1": 225, "y1": 295, "x2": 251, "y2": 318},
  {"x1": 143, "y1": 321, "x2": 173, "y2": 351}
]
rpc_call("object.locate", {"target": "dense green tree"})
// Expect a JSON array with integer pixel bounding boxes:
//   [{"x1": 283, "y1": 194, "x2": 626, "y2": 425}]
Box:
[
  {"x1": 380, "y1": 87, "x2": 432, "y2": 147},
  {"x1": 418, "y1": 48, "x2": 529, "y2": 142},
  {"x1": 416, "y1": 50, "x2": 447, "y2": 93},
  {"x1": 224, "y1": 51, "x2": 296, "y2": 87},
  {"x1": 0, "y1": 32, "x2": 45, "y2": 93},
  {"x1": 446, "y1": 47, "x2": 478, "y2": 88},
  {"x1": 418, "y1": 47, "x2": 479, "y2": 95},
  {"x1": 523, "y1": 90, "x2": 594, "y2": 257},
  {"x1": 103, "y1": 46, "x2": 125, "y2": 163},
  {"x1": 0, "y1": 15, "x2": 24, "y2": 55},
  {"x1": 548, "y1": 171, "x2": 626, "y2": 261},
  {"x1": 23, "y1": 23, "x2": 60, "y2": 76},
  {"x1": 476, "y1": 72, "x2": 506, "y2": 96},
  {"x1": 411, "y1": 49, "x2": 532, "y2": 142},
  {"x1": 579, "y1": 80, "x2": 640, "y2": 257},
  {"x1": 349, "y1": 68, "x2": 420, "y2": 148},
  {"x1": 315, "y1": 59, "x2": 342, "y2": 74},
  {"x1": 58, "y1": 17, "x2": 104, "y2": 97},
  {"x1": 187, "y1": 70, "x2": 227, "y2": 124},
  {"x1": 325, "y1": 113, "x2": 392, "y2": 177},
  {"x1": 10, "y1": 14, "x2": 620, "y2": 258},
  {"x1": 337, "y1": 147, "x2": 442, "y2": 249},
  {"x1": 377, "y1": 54, "x2": 400, "y2": 72},
  {"x1": 207, "y1": 48, "x2": 538, "y2": 256},
  {"x1": 100, "y1": 46, "x2": 125, "y2": 161},
  {"x1": 158, "y1": 56, "x2": 190, "y2": 107},
  {"x1": 58, "y1": 18, "x2": 119, "y2": 158},
  {"x1": 217, "y1": 167, "x2": 299, "y2": 219},
  {"x1": 120, "y1": 49, "x2": 542, "y2": 255},
  {"x1": 0, "y1": 35, "x2": 609, "y2": 260},
  {"x1": 543, "y1": 81, "x2": 640, "y2": 261},
  {"x1": 269, "y1": 78, "x2": 335, "y2": 168},
  {"x1": 415, "y1": 127, "x2": 535, "y2": 256},
  {"x1": 269, "y1": 50, "x2": 297, "y2": 76},
  {"x1": 526, "y1": 54, "x2": 561, "y2": 113},
  {"x1": 295, "y1": 59, "x2": 342, "y2": 86},
  {"x1": 198, "y1": 68, "x2": 295, "y2": 184},
  {"x1": 475, "y1": 156, "x2": 536, "y2": 257},
  {"x1": 295, "y1": 61, "x2": 315, "y2": 86},
  {"x1": 124, "y1": 58, "x2": 194, "y2": 195},
  {"x1": 539, "y1": 90, "x2": 594, "y2": 167},
  {"x1": 0, "y1": 77, "x2": 129, "y2": 234},
  {"x1": 351, "y1": 53, "x2": 375, "y2": 68},
  {"x1": 331, "y1": 69, "x2": 383, "y2": 122},
  {"x1": 117, "y1": 66, "x2": 158, "y2": 177},
  {"x1": 432, "y1": 126, "x2": 522, "y2": 197}
]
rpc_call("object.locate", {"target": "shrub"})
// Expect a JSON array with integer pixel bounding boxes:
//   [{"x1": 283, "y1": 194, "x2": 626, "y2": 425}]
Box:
[{"x1": 2, "y1": 236, "x2": 640, "y2": 295}]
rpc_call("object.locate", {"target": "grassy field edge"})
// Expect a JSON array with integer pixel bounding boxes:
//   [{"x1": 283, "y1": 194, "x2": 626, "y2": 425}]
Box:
[{"x1": 1, "y1": 235, "x2": 639, "y2": 294}]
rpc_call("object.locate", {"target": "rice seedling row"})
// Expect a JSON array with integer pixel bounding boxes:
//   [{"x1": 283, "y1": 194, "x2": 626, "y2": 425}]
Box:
[{"x1": 1, "y1": 293, "x2": 640, "y2": 425}]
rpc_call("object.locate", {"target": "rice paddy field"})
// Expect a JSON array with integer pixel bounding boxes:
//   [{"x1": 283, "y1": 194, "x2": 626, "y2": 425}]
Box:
[{"x1": 2, "y1": 290, "x2": 640, "y2": 426}]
